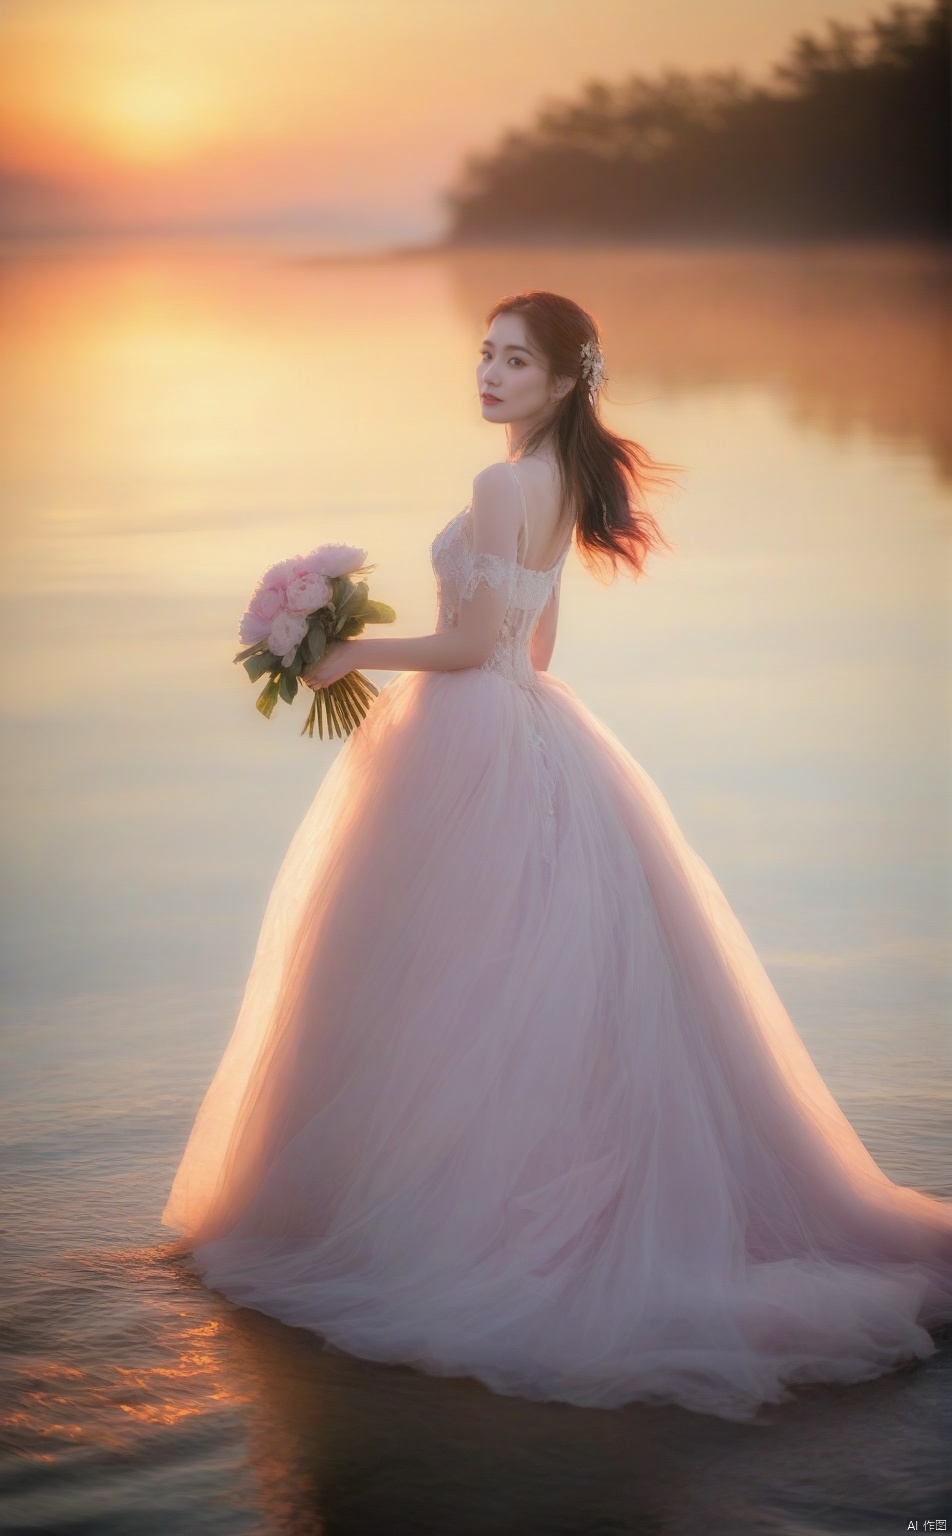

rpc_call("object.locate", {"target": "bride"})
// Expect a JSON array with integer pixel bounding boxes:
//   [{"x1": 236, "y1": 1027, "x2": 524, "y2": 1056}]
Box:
[{"x1": 163, "y1": 290, "x2": 952, "y2": 1421}]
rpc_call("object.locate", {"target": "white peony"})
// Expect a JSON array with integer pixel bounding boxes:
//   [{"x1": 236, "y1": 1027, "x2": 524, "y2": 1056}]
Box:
[{"x1": 268, "y1": 609, "x2": 309, "y2": 666}]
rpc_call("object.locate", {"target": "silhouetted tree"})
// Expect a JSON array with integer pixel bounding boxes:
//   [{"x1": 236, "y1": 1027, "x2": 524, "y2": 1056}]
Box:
[{"x1": 446, "y1": 2, "x2": 950, "y2": 241}]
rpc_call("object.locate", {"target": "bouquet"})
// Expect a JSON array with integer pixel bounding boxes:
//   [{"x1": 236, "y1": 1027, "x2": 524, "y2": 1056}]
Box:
[{"x1": 234, "y1": 543, "x2": 395, "y2": 739}]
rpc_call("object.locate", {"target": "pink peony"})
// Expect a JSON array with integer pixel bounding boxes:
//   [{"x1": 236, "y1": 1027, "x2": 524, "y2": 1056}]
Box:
[
  {"x1": 239, "y1": 581, "x2": 286, "y2": 644},
  {"x1": 240, "y1": 557, "x2": 301, "y2": 643},
  {"x1": 259, "y1": 556, "x2": 301, "y2": 590},
  {"x1": 297, "y1": 543, "x2": 367, "y2": 579},
  {"x1": 285, "y1": 571, "x2": 332, "y2": 615},
  {"x1": 238, "y1": 609, "x2": 271, "y2": 644},
  {"x1": 268, "y1": 609, "x2": 308, "y2": 666},
  {"x1": 247, "y1": 584, "x2": 285, "y2": 623}
]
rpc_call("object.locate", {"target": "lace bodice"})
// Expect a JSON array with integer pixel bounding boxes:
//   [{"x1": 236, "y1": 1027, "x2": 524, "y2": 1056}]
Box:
[{"x1": 430, "y1": 495, "x2": 572, "y2": 687}]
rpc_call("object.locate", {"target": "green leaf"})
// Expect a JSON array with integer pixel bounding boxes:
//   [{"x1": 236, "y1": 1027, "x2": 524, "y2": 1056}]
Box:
[
  {"x1": 277, "y1": 671, "x2": 298, "y2": 705},
  {"x1": 359, "y1": 600, "x2": 396, "y2": 624},
  {"x1": 333, "y1": 580, "x2": 368, "y2": 633},
  {"x1": 302, "y1": 627, "x2": 327, "y2": 665},
  {"x1": 234, "y1": 638, "x2": 271, "y2": 664},
  {"x1": 243, "y1": 651, "x2": 278, "y2": 681},
  {"x1": 256, "y1": 676, "x2": 281, "y2": 718}
]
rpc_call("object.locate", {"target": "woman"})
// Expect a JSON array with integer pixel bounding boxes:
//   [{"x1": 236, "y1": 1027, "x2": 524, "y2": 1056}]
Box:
[{"x1": 163, "y1": 291, "x2": 952, "y2": 1422}]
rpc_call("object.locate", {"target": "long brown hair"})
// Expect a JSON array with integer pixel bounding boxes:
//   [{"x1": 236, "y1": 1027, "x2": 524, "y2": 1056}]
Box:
[{"x1": 487, "y1": 291, "x2": 674, "y2": 577}]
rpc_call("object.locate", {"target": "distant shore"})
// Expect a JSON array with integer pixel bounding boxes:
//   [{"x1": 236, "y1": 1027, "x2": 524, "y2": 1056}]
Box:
[{"x1": 2, "y1": 230, "x2": 950, "y2": 270}]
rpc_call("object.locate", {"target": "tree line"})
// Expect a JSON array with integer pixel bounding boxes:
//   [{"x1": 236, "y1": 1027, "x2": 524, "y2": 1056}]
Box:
[{"x1": 446, "y1": 2, "x2": 950, "y2": 242}]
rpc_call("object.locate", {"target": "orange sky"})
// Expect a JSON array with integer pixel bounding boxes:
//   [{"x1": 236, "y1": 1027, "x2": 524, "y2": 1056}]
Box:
[{"x1": 0, "y1": 0, "x2": 888, "y2": 245}]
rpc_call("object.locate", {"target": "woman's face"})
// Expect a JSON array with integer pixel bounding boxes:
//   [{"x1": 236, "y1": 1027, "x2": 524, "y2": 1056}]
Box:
[{"x1": 477, "y1": 312, "x2": 571, "y2": 430}]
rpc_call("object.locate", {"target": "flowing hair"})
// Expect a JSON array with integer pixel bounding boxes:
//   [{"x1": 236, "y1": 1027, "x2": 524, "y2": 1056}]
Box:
[{"x1": 486, "y1": 291, "x2": 675, "y2": 578}]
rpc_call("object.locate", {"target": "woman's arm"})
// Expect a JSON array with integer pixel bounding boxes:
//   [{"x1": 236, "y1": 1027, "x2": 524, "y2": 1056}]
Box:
[
  {"x1": 529, "y1": 574, "x2": 562, "y2": 673},
  {"x1": 301, "y1": 465, "x2": 522, "y2": 688}
]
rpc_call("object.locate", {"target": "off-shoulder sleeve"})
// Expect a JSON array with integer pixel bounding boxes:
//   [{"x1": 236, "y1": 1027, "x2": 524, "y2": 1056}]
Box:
[{"x1": 457, "y1": 550, "x2": 516, "y2": 604}]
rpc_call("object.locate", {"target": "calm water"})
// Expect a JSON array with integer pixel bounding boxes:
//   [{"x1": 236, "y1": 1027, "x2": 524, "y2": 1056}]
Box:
[{"x1": 1, "y1": 242, "x2": 950, "y2": 1534}]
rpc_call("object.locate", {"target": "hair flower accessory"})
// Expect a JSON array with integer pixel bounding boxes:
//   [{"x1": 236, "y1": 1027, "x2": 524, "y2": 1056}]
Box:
[{"x1": 579, "y1": 339, "x2": 607, "y2": 403}]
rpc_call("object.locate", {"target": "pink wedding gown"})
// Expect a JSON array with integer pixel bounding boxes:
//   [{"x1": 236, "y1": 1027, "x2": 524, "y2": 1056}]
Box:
[{"x1": 163, "y1": 490, "x2": 952, "y2": 1421}]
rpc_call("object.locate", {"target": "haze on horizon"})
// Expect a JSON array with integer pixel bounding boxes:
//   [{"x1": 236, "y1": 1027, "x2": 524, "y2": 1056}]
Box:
[{"x1": 0, "y1": 0, "x2": 894, "y2": 247}]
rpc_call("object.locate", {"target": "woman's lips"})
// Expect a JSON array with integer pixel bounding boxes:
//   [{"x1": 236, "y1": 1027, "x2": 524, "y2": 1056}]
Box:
[{"x1": 481, "y1": 393, "x2": 501, "y2": 404}]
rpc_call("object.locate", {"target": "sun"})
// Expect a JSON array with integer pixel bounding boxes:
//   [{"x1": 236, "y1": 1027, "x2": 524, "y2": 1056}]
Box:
[
  {"x1": 0, "y1": 3, "x2": 246, "y2": 175},
  {"x1": 86, "y1": 75, "x2": 221, "y2": 166}
]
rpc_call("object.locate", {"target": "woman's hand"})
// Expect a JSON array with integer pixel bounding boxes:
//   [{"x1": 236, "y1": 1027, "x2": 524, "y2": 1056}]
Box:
[{"x1": 301, "y1": 640, "x2": 356, "y2": 690}]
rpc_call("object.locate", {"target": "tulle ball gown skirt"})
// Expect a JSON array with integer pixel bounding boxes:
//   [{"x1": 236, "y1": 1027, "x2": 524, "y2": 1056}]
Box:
[{"x1": 163, "y1": 665, "x2": 952, "y2": 1421}]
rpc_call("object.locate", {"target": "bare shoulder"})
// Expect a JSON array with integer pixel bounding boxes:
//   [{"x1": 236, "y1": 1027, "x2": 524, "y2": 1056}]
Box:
[
  {"x1": 511, "y1": 453, "x2": 562, "y2": 503},
  {"x1": 471, "y1": 462, "x2": 524, "y2": 538},
  {"x1": 472, "y1": 461, "x2": 521, "y2": 505}
]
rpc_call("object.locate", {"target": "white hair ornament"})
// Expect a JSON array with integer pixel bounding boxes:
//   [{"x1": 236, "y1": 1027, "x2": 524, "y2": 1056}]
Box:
[{"x1": 579, "y1": 339, "x2": 607, "y2": 403}]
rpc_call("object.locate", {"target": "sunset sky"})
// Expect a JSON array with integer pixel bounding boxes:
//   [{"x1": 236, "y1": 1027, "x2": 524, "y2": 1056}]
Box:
[{"x1": 0, "y1": 0, "x2": 888, "y2": 245}]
